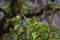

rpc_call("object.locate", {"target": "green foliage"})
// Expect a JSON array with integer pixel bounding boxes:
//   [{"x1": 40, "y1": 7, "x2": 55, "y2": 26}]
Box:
[
  {"x1": 5, "y1": 16, "x2": 60, "y2": 40},
  {"x1": 4, "y1": 16, "x2": 22, "y2": 40},
  {"x1": 48, "y1": 1, "x2": 60, "y2": 13},
  {"x1": 4, "y1": 4, "x2": 10, "y2": 12},
  {"x1": 2, "y1": 0, "x2": 60, "y2": 40},
  {"x1": 3, "y1": 1, "x2": 10, "y2": 12}
]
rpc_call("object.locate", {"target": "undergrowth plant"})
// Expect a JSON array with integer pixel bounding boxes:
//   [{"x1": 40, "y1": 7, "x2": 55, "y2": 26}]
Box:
[{"x1": 5, "y1": 16, "x2": 60, "y2": 40}]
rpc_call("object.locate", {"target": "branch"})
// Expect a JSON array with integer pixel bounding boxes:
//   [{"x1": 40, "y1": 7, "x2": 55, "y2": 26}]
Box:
[{"x1": 22, "y1": 4, "x2": 50, "y2": 18}]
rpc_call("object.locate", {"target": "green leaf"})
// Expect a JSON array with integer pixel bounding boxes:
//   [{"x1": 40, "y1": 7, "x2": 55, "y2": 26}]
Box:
[{"x1": 32, "y1": 32, "x2": 37, "y2": 40}]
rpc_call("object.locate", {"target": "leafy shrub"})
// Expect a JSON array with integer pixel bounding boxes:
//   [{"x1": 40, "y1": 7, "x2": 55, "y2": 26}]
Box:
[{"x1": 5, "y1": 16, "x2": 60, "y2": 40}]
